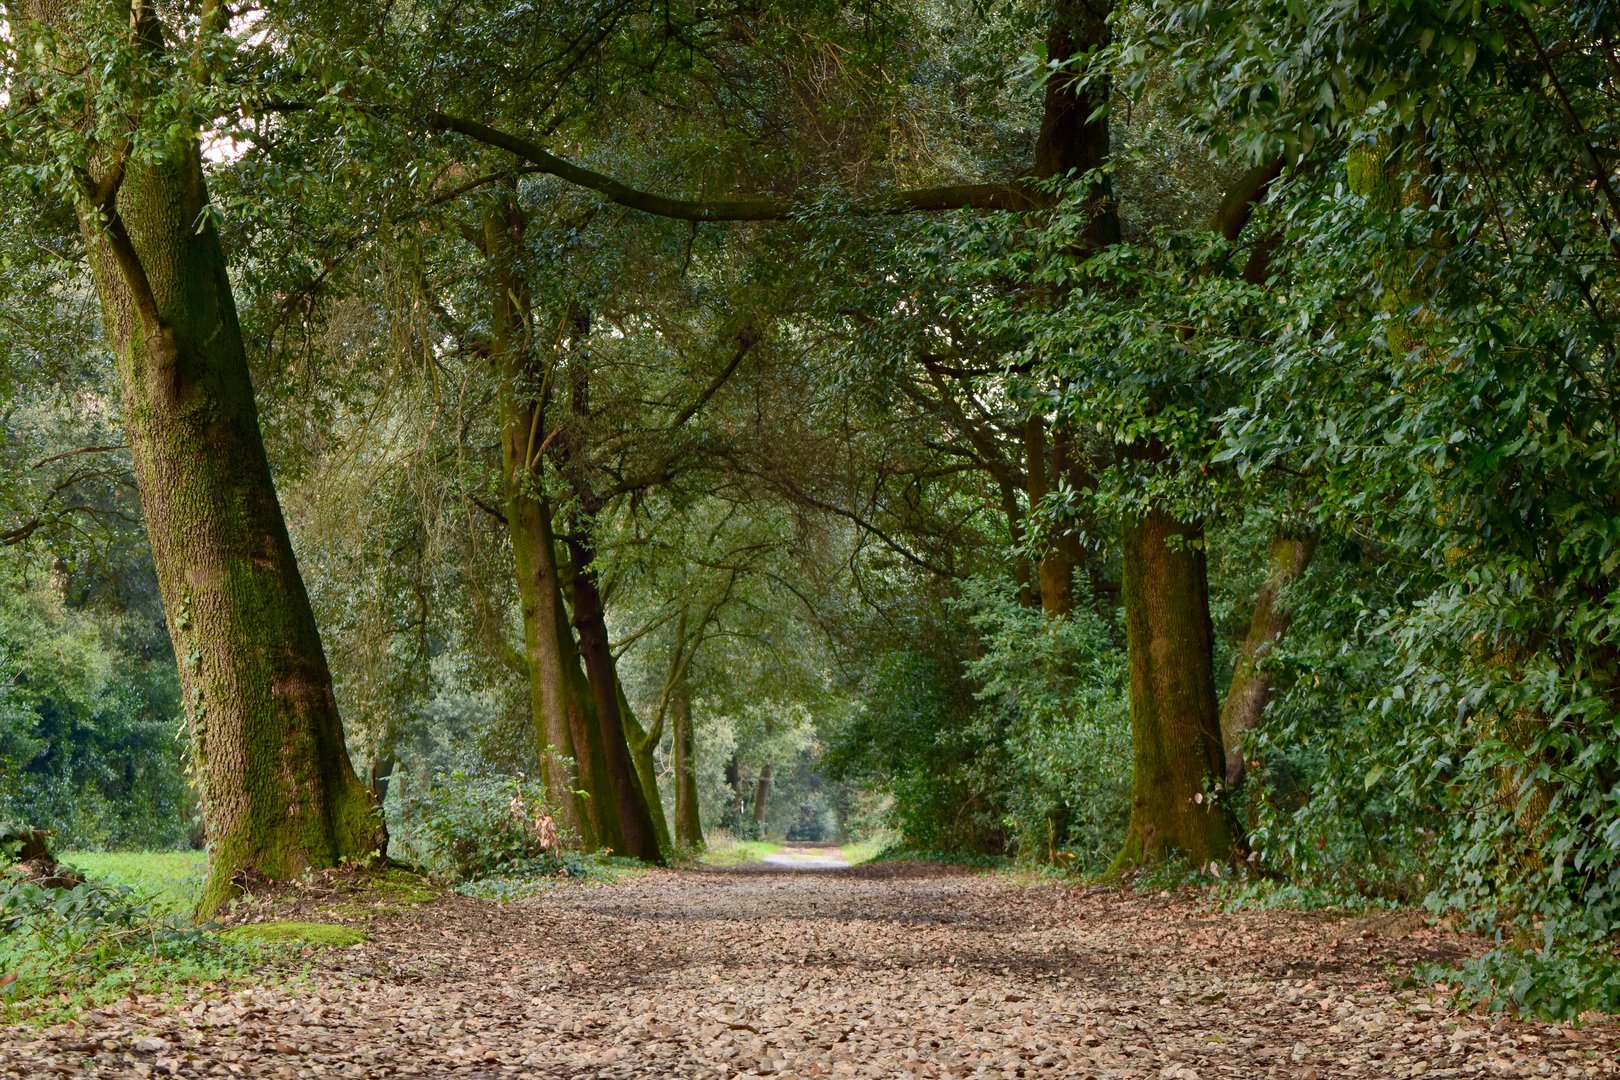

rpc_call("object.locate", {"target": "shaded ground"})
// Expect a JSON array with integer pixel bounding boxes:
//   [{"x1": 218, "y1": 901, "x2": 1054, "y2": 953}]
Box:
[{"x1": 3, "y1": 861, "x2": 1617, "y2": 1078}]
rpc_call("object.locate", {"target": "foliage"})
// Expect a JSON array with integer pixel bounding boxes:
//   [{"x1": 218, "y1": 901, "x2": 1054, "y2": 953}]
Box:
[
  {"x1": 0, "y1": 564, "x2": 192, "y2": 850},
  {"x1": 0, "y1": 873, "x2": 255, "y2": 1024},
  {"x1": 956, "y1": 576, "x2": 1131, "y2": 872},
  {"x1": 405, "y1": 768, "x2": 575, "y2": 884},
  {"x1": 825, "y1": 645, "x2": 1003, "y2": 854}
]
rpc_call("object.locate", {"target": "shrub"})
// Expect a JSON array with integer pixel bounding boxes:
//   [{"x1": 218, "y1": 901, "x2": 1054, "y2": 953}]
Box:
[{"x1": 408, "y1": 769, "x2": 571, "y2": 883}]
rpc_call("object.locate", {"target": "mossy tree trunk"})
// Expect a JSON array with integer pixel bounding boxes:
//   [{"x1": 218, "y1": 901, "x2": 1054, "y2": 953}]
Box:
[
  {"x1": 671, "y1": 673, "x2": 704, "y2": 851},
  {"x1": 1111, "y1": 502, "x2": 1233, "y2": 872},
  {"x1": 484, "y1": 202, "x2": 595, "y2": 845},
  {"x1": 32, "y1": 0, "x2": 382, "y2": 915},
  {"x1": 1219, "y1": 533, "x2": 1318, "y2": 788}
]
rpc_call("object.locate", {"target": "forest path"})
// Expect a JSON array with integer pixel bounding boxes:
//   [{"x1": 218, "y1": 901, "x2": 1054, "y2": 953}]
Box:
[
  {"x1": 759, "y1": 844, "x2": 851, "y2": 870},
  {"x1": 3, "y1": 863, "x2": 1618, "y2": 1079}
]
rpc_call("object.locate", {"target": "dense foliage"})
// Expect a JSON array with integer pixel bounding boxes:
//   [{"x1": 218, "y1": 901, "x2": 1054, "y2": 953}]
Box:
[{"x1": 4, "y1": 0, "x2": 1620, "y2": 1016}]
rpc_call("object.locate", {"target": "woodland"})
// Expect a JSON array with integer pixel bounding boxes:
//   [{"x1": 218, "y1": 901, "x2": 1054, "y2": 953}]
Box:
[{"x1": 3, "y1": 0, "x2": 1620, "y2": 1044}]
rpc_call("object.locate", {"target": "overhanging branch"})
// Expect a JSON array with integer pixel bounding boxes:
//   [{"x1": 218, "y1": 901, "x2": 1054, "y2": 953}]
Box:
[{"x1": 426, "y1": 112, "x2": 1047, "y2": 222}]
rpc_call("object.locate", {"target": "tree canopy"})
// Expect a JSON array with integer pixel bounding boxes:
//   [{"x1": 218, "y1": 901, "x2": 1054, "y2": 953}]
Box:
[{"x1": 5, "y1": 0, "x2": 1620, "y2": 1017}]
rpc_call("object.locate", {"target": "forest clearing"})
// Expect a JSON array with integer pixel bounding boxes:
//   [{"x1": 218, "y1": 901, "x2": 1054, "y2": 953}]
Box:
[
  {"x1": 8, "y1": 0, "x2": 1620, "y2": 1069},
  {"x1": 4, "y1": 853, "x2": 1619, "y2": 1078}
]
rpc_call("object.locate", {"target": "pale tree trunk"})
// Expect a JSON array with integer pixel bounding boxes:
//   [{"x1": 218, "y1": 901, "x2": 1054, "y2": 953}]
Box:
[
  {"x1": 23, "y1": 0, "x2": 383, "y2": 913},
  {"x1": 1220, "y1": 533, "x2": 1318, "y2": 787}
]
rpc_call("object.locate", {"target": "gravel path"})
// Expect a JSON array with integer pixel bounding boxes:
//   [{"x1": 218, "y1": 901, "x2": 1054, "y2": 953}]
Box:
[
  {"x1": 759, "y1": 844, "x2": 851, "y2": 871},
  {"x1": 3, "y1": 861, "x2": 1617, "y2": 1078}
]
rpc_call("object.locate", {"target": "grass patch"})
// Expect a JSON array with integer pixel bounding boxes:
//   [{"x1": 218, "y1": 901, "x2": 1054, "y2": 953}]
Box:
[
  {"x1": 700, "y1": 838, "x2": 784, "y2": 868},
  {"x1": 366, "y1": 867, "x2": 438, "y2": 905},
  {"x1": 456, "y1": 853, "x2": 651, "y2": 901},
  {"x1": 865, "y1": 844, "x2": 1011, "y2": 869},
  {"x1": 0, "y1": 874, "x2": 260, "y2": 1025},
  {"x1": 61, "y1": 850, "x2": 207, "y2": 914},
  {"x1": 219, "y1": 921, "x2": 367, "y2": 947},
  {"x1": 837, "y1": 839, "x2": 887, "y2": 865}
]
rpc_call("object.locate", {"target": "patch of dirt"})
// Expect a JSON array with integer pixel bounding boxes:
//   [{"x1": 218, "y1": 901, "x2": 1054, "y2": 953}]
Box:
[{"x1": 2, "y1": 864, "x2": 1616, "y2": 1078}]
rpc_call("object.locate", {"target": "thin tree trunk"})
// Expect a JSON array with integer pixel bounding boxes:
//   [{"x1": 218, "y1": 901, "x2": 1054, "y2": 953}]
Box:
[
  {"x1": 1038, "y1": 424, "x2": 1087, "y2": 617},
  {"x1": 1111, "y1": 504, "x2": 1233, "y2": 871},
  {"x1": 30, "y1": 1, "x2": 383, "y2": 914},
  {"x1": 564, "y1": 533, "x2": 665, "y2": 863},
  {"x1": 1220, "y1": 533, "x2": 1318, "y2": 788},
  {"x1": 1025, "y1": 413, "x2": 1052, "y2": 612},
  {"x1": 485, "y1": 202, "x2": 594, "y2": 845},
  {"x1": 752, "y1": 762, "x2": 773, "y2": 828},
  {"x1": 672, "y1": 673, "x2": 704, "y2": 850}
]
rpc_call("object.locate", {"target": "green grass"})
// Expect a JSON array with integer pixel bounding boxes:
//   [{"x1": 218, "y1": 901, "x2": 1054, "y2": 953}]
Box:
[
  {"x1": 699, "y1": 837, "x2": 783, "y2": 867},
  {"x1": 837, "y1": 839, "x2": 887, "y2": 865},
  {"x1": 61, "y1": 850, "x2": 207, "y2": 913},
  {"x1": 0, "y1": 870, "x2": 260, "y2": 1026}
]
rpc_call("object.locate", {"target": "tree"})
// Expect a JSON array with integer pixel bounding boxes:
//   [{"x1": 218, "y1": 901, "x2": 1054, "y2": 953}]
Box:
[{"x1": 5, "y1": 0, "x2": 381, "y2": 910}]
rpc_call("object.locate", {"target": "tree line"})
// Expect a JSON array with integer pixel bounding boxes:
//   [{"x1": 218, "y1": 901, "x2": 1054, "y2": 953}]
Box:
[{"x1": 4, "y1": 0, "x2": 1619, "y2": 1013}]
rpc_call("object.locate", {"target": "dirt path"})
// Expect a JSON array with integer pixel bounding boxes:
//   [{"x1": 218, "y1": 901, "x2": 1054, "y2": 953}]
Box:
[
  {"x1": 759, "y1": 844, "x2": 851, "y2": 871},
  {"x1": 3, "y1": 862, "x2": 1617, "y2": 1078}
]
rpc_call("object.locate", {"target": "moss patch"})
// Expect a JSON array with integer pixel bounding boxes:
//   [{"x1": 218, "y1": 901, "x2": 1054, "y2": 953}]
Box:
[
  {"x1": 366, "y1": 869, "x2": 438, "y2": 905},
  {"x1": 219, "y1": 922, "x2": 368, "y2": 947}
]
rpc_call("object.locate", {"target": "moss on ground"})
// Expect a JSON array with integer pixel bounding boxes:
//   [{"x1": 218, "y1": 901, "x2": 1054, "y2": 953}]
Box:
[
  {"x1": 219, "y1": 922, "x2": 368, "y2": 947},
  {"x1": 366, "y1": 869, "x2": 438, "y2": 905}
]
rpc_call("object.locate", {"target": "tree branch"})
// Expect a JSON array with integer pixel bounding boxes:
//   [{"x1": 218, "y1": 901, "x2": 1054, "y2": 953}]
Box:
[{"x1": 426, "y1": 112, "x2": 1048, "y2": 222}]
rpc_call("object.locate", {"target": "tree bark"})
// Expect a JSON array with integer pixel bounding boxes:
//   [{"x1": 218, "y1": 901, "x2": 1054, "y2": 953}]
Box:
[
  {"x1": 619, "y1": 680, "x2": 675, "y2": 859},
  {"x1": 1032, "y1": 421, "x2": 1087, "y2": 617},
  {"x1": 752, "y1": 762, "x2": 774, "y2": 828},
  {"x1": 1220, "y1": 533, "x2": 1318, "y2": 788},
  {"x1": 671, "y1": 673, "x2": 704, "y2": 851},
  {"x1": 564, "y1": 533, "x2": 666, "y2": 863},
  {"x1": 485, "y1": 202, "x2": 595, "y2": 845},
  {"x1": 32, "y1": 0, "x2": 383, "y2": 914},
  {"x1": 1111, "y1": 504, "x2": 1233, "y2": 871}
]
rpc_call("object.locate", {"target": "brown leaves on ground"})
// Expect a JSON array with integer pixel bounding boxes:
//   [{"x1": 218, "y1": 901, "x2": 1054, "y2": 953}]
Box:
[{"x1": 1, "y1": 857, "x2": 1616, "y2": 1078}]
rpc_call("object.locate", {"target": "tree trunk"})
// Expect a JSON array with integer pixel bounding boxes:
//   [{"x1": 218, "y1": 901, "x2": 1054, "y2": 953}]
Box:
[
  {"x1": 564, "y1": 534, "x2": 665, "y2": 863},
  {"x1": 672, "y1": 674, "x2": 704, "y2": 851},
  {"x1": 1111, "y1": 505, "x2": 1233, "y2": 872},
  {"x1": 620, "y1": 681, "x2": 674, "y2": 859},
  {"x1": 1037, "y1": 423, "x2": 1087, "y2": 617},
  {"x1": 752, "y1": 762, "x2": 773, "y2": 828},
  {"x1": 1220, "y1": 533, "x2": 1318, "y2": 788},
  {"x1": 36, "y1": 5, "x2": 384, "y2": 914},
  {"x1": 1024, "y1": 414, "x2": 1052, "y2": 612},
  {"x1": 484, "y1": 202, "x2": 597, "y2": 846}
]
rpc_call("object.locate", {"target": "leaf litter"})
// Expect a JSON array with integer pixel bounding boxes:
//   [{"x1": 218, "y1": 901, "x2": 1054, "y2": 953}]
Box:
[{"x1": 1, "y1": 859, "x2": 1616, "y2": 1078}]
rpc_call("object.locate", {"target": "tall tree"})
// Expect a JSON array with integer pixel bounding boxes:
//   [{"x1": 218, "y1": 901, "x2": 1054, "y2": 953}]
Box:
[{"x1": 6, "y1": 0, "x2": 382, "y2": 910}]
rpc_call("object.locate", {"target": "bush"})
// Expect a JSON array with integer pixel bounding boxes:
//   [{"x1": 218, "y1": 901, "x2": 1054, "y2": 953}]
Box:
[
  {"x1": 956, "y1": 576, "x2": 1131, "y2": 872},
  {"x1": 408, "y1": 769, "x2": 572, "y2": 883}
]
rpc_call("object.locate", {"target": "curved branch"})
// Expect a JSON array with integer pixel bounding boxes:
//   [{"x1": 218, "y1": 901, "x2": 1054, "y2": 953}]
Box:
[{"x1": 426, "y1": 112, "x2": 1047, "y2": 222}]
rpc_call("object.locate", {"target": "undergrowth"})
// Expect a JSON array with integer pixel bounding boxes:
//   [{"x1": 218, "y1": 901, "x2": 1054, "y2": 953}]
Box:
[{"x1": 0, "y1": 875, "x2": 260, "y2": 1025}]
